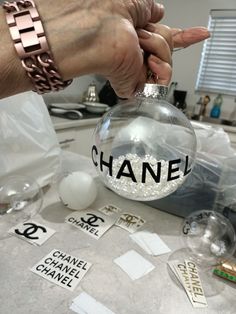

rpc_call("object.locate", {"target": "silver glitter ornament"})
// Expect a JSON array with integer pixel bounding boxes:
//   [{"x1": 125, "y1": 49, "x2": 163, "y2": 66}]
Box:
[{"x1": 92, "y1": 84, "x2": 197, "y2": 201}]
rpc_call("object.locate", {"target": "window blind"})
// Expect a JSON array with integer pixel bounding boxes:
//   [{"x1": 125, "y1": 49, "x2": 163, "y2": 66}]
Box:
[{"x1": 196, "y1": 9, "x2": 236, "y2": 96}]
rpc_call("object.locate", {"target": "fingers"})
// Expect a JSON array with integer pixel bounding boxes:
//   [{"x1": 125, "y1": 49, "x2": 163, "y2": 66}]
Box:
[
  {"x1": 137, "y1": 27, "x2": 172, "y2": 86},
  {"x1": 126, "y1": 1, "x2": 165, "y2": 28},
  {"x1": 171, "y1": 27, "x2": 210, "y2": 48},
  {"x1": 145, "y1": 23, "x2": 173, "y2": 51},
  {"x1": 148, "y1": 55, "x2": 172, "y2": 85},
  {"x1": 137, "y1": 29, "x2": 172, "y2": 65},
  {"x1": 149, "y1": 2, "x2": 165, "y2": 23}
]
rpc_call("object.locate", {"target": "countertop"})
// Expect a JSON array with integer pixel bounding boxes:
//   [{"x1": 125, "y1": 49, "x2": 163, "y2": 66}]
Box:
[
  {"x1": 50, "y1": 110, "x2": 101, "y2": 131},
  {"x1": 1, "y1": 154, "x2": 235, "y2": 314},
  {"x1": 49, "y1": 111, "x2": 236, "y2": 134}
]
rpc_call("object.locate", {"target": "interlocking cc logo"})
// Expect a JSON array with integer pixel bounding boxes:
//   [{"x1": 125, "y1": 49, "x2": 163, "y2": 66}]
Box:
[
  {"x1": 15, "y1": 222, "x2": 47, "y2": 240},
  {"x1": 81, "y1": 213, "x2": 105, "y2": 227},
  {"x1": 120, "y1": 214, "x2": 141, "y2": 227}
]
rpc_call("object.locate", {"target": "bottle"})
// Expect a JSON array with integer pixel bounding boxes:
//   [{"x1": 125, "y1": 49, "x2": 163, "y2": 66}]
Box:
[
  {"x1": 201, "y1": 95, "x2": 211, "y2": 117},
  {"x1": 192, "y1": 97, "x2": 203, "y2": 120},
  {"x1": 210, "y1": 94, "x2": 223, "y2": 119}
]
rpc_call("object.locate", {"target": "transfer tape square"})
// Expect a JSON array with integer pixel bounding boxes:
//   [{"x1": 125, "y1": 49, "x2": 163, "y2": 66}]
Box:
[
  {"x1": 70, "y1": 292, "x2": 116, "y2": 314},
  {"x1": 130, "y1": 231, "x2": 171, "y2": 256},
  {"x1": 114, "y1": 249, "x2": 155, "y2": 280}
]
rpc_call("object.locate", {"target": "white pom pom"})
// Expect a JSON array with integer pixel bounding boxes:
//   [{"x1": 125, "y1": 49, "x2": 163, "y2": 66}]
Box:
[{"x1": 58, "y1": 171, "x2": 97, "y2": 210}]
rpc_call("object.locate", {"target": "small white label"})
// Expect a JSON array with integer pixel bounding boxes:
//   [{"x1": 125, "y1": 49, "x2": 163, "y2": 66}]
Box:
[
  {"x1": 30, "y1": 249, "x2": 92, "y2": 291},
  {"x1": 70, "y1": 292, "x2": 116, "y2": 314},
  {"x1": 65, "y1": 209, "x2": 117, "y2": 239},
  {"x1": 97, "y1": 204, "x2": 122, "y2": 216},
  {"x1": 114, "y1": 250, "x2": 155, "y2": 280},
  {"x1": 115, "y1": 213, "x2": 145, "y2": 233},
  {"x1": 130, "y1": 231, "x2": 171, "y2": 256},
  {"x1": 8, "y1": 220, "x2": 56, "y2": 246}
]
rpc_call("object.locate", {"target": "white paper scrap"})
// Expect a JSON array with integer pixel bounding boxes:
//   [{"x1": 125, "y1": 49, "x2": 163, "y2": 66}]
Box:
[
  {"x1": 114, "y1": 250, "x2": 155, "y2": 280},
  {"x1": 130, "y1": 231, "x2": 171, "y2": 256},
  {"x1": 70, "y1": 292, "x2": 116, "y2": 314}
]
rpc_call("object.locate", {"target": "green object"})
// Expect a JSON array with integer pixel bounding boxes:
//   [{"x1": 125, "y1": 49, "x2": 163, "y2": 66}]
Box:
[
  {"x1": 213, "y1": 268, "x2": 236, "y2": 283},
  {"x1": 210, "y1": 94, "x2": 223, "y2": 118}
]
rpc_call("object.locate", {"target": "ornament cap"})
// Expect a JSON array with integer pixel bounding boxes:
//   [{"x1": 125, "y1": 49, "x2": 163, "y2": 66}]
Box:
[{"x1": 135, "y1": 84, "x2": 168, "y2": 99}]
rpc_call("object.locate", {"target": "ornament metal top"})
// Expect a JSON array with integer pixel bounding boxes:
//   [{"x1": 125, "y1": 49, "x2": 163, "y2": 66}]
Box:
[{"x1": 92, "y1": 83, "x2": 197, "y2": 201}]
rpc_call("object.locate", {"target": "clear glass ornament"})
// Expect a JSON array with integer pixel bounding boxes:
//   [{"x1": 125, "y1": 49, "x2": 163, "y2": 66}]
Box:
[
  {"x1": 0, "y1": 175, "x2": 43, "y2": 239},
  {"x1": 181, "y1": 210, "x2": 236, "y2": 266},
  {"x1": 167, "y1": 210, "x2": 236, "y2": 297},
  {"x1": 92, "y1": 84, "x2": 197, "y2": 201}
]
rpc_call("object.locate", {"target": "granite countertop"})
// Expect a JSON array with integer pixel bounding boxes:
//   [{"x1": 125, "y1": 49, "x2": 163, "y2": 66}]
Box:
[{"x1": 0, "y1": 154, "x2": 235, "y2": 314}]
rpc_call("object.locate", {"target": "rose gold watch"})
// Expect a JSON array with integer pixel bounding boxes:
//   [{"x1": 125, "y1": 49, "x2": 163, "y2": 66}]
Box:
[{"x1": 3, "y1": 0, "x2": 72, "y2": 94}]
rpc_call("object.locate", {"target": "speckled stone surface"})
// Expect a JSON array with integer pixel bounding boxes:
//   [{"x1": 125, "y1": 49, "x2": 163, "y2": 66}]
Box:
[{"x1": 1, "y1": 155, "x2": 235, "y2": 314}]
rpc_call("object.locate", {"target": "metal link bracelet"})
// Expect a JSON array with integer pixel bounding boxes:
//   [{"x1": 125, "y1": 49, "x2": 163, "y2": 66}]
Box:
[{"x1": 3, "y1": 0, "x2": 72, "y2": 94}]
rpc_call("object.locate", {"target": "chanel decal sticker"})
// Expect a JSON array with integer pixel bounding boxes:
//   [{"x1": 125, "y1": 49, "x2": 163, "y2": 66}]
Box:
[
  {"x1": 167, "y1": 260, "x2": 207, "y2": 308},
  {"x1": 65, "y1": 209, "x2": 118, "y2": 239},
  {"x1": 8, "y1": 221, "x2": 56, "y2": 246},
  {"x1": 30, "y1": 249, "x2": 92, "y2": 291},
  {"x1": 115, "y1": 213, "x2": 146, "y2": 233},
  {"x1": 97, "y1": 204, "x2": 122, "y2": 216}
]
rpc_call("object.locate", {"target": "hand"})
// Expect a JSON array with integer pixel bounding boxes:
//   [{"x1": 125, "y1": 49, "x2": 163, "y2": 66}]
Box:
[
  {"x1": 35, "y1": 0, "x2": 165, "y2": 97},
  {"x1": 134, "y1": 24, "x2": 210, "y2": 87},
  {"x1": 0, "y1": 0, "x2": 210, "y2": 99}
]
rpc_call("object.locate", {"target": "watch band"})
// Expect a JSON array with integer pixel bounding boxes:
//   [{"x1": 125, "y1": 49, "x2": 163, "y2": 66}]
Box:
[{"x1": 3, "y1": 0, "x2": 72, "y2": 94}]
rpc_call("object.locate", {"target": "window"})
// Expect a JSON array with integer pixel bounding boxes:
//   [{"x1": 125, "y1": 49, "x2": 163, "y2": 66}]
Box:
[{"x1": 196, "y1": 9, "x2": 236, "y2": 96}]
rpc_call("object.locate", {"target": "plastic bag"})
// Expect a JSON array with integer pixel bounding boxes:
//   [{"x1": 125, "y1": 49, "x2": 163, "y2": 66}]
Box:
[
  {"x1": 145, "y1": 121, "x2": 236, "y2": 219},
  {"x1": 0, "y1": 91, "x2": 61, "y2": 187}
]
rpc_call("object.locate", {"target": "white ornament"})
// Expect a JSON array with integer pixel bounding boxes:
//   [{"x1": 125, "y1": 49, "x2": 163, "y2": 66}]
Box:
[{"x1": 58, "y1": 171, "x2": 97, "y2": 210}]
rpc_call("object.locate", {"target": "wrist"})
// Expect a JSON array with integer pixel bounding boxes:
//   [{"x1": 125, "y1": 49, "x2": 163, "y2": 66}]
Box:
[{"x1": 0, "y1": 7, "x2": 33, "y2": 98}]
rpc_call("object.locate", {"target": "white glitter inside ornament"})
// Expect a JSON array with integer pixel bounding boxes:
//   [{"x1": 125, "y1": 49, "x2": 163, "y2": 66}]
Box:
[
  {"x1": 92, "y1": 84, "x2": 197, "y2": 201},
  {"x1": 106, "y1": 154, "x2": 185, "y2": 200}
]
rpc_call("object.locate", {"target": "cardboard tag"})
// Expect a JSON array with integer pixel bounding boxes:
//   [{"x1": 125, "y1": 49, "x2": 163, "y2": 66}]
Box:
[
  {"x1": 97, "y1": 204, "x2": 122, "y2": 216},
  {"x1": 8, "y1": 220, "x2": 56, "y2": 246},
  {"x1": 65, "y1": 209, "x2": 117, "y2": 239},
  {"x1": 115, "y1": 213, "x2": 145, "y2": 233},
  {"x1": 30, "y1": 249, "x2": 92, "y2": 291}
]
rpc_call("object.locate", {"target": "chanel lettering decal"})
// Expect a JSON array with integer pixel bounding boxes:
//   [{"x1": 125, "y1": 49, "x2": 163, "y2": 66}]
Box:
[
  {"x1": 92, "y1": 145, "x2": 192, "y2": 183},
  {"x1": 30, "y1": 249, "x2": 92, "y2": 292}
]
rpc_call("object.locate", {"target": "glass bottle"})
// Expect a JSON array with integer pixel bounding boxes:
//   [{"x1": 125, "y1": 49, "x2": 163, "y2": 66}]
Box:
[{"x1": 210, "y1": 94, "x2": 223, "y2": 119}]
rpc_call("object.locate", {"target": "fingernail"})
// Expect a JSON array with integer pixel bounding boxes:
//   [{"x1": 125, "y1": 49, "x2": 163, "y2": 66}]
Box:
[
  {"x1": 157, "y1": 3, "x2": 165, "y2": 18},
  {"x1": 158, "y1": 3, "x2": 165, "y2": 16},
  {"x1": 137, "y1": 29, "x2": 152, "y2": 39}
]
